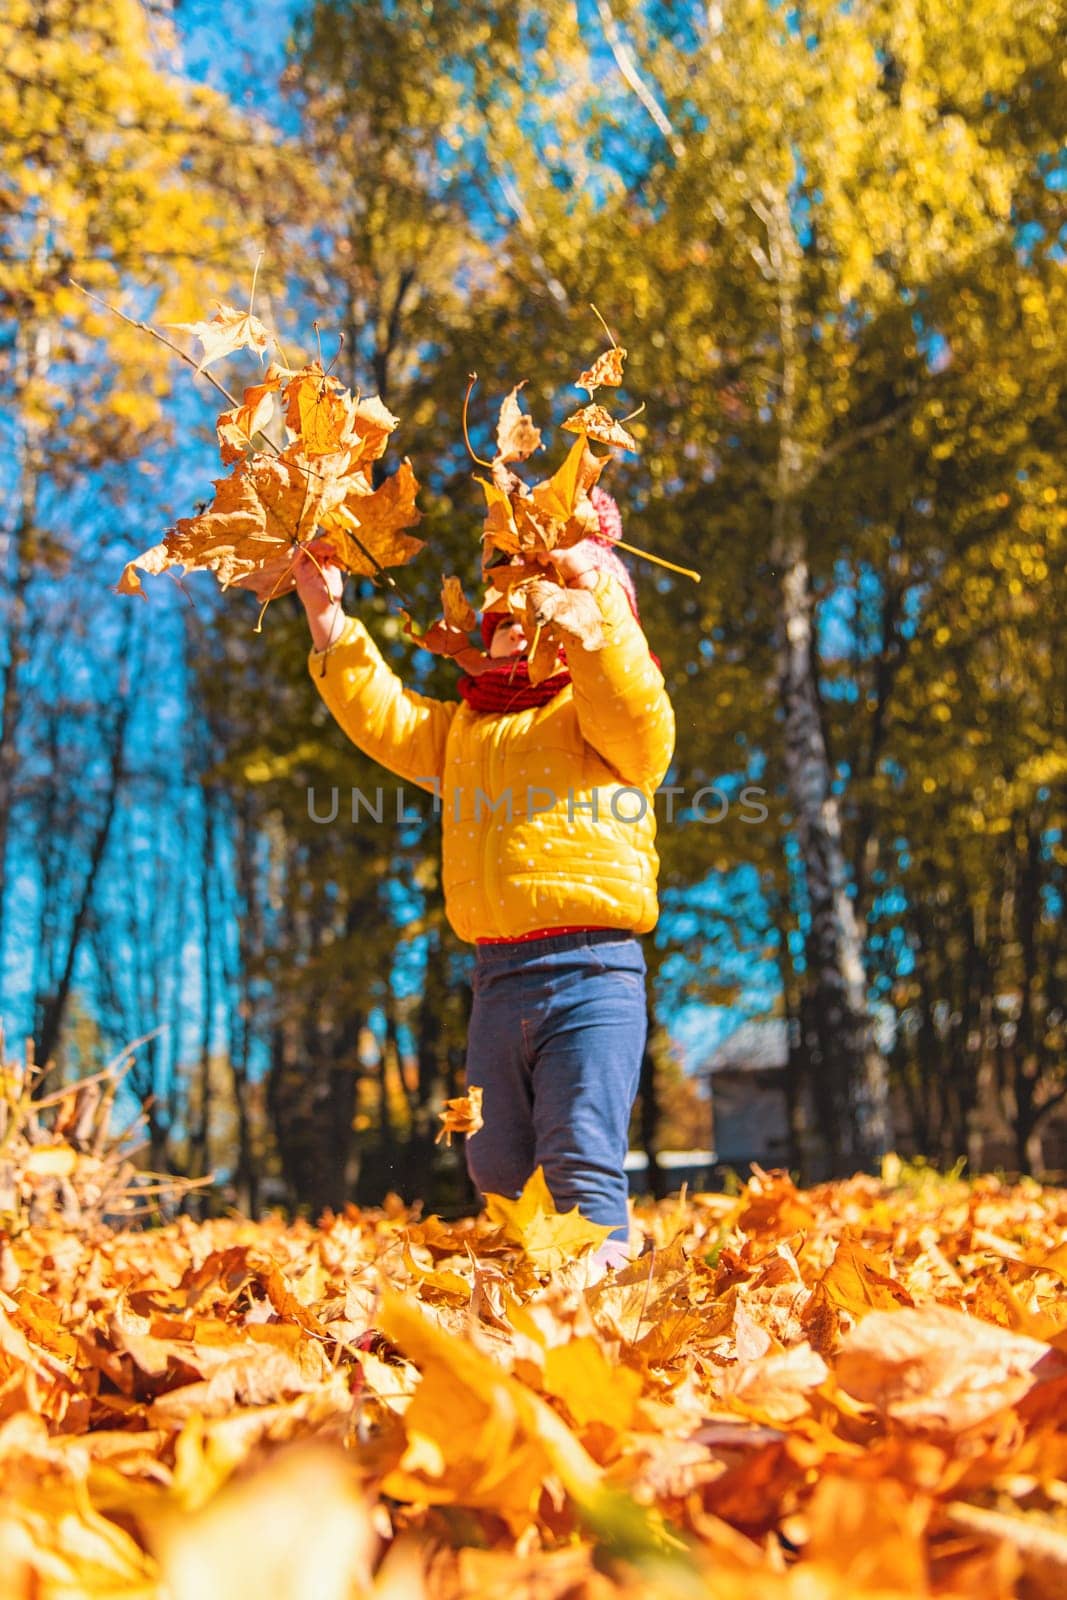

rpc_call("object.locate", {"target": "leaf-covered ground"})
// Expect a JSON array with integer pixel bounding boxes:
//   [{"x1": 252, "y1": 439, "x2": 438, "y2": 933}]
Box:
[{"x1": 3, "y1": 1162, "x2": 1067, "y2": 1599}]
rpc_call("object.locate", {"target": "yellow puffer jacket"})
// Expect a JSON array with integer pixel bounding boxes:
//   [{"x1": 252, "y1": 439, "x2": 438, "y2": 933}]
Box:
[{"x1": 308, "y1": 571, "x2": 675, "y2": 943}]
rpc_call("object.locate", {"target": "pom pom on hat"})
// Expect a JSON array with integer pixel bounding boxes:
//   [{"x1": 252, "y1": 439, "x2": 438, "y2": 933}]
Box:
[{"x1": 582, "y1": 487, "x2": 638, "y2": 619}]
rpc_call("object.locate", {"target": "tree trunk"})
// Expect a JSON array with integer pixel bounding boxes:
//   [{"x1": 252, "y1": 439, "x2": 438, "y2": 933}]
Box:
[
  {"x1": 0, "y1": 321, "x2": 50, "y2": 989},
  {"x1": 230, "y1": 797, "x2": 260, "y2": 1216},
  {"x1": 189, "y1": 793, "x2": 216, "y2": 1188},
  {"x1": 35, "y1": 688, "x2": 131, "y2": 1070},
  {"x1": 766, "y1": 188, "x2": 890, "y2": 1176}
]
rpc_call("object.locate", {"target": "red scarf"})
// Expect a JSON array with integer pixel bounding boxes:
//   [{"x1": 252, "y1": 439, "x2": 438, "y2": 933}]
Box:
[{"x1": 457, "y1": 658, "x2": 571, "y2": 714}]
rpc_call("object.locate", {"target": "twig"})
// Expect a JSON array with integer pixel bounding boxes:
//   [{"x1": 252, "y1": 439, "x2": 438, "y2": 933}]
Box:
[
  {"x1": 589, "y1": 302, "x2": 619, "y2": 349},
  {"x1": 613, "y1": 539, "x2": 700, "y2": 583},
  {"x1": 248, "y1": 251, "x2": 263, "y2": 319},
  {"x1": 30, "y1": 1026, "x2": 167, "y2": 1112},
  {"x1": 69, "y1": 280, "x2": 243, "y2": 413},
  {"x1": 463, "y1": 374, "x2": 494, "y2": 468}
]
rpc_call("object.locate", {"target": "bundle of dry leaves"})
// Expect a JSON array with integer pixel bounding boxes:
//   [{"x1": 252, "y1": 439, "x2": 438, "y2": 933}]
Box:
[
  {"x1": 113, "y1": 297, "x2": 645, "y2": 682},
  {"x1": 3, "y1": 1080, "x2": 1067, "y2": 1600}
]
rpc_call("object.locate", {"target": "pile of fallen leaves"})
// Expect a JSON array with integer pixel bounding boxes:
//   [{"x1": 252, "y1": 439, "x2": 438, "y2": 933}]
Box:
[
  {"x1": 3, "y1": 1153, "x2": 1067, "y2": 1599},
  {"x1": 0, "y1": 1032, "x2": 205, "y2": 1243}
]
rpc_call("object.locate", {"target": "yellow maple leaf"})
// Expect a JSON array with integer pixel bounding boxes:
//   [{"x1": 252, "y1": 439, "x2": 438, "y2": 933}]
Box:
[
  {"x1": 286, "y1": 370, "x2": 353, "y2": 458},
  {"x1": 541, "y1": 1336, "x2": 643, "y2": 1431},
  {"x1": 484, "y1": 1167, "x2": 613, "y2": 1273},
  {"x1": 530, "y1": 432, "x2": 605, "y2": 526},
  {"x1": 375, "y1": 1293, "x2": 680, "y2": 1562}
]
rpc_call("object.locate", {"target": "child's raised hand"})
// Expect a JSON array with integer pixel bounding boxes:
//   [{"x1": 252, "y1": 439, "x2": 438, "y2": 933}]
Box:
[
  {"x1": 294, "y1": 540, "x2": 344, "y2": 607},
  {"x1": 293, "y1": 539, "x2": 346, "y2": 651}
]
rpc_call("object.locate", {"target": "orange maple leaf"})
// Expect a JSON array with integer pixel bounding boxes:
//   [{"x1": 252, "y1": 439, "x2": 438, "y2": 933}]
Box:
[
  {"x1": 434, "y1": 1086, "x2": 484, "y2": 1147},
  {"x1": 216, "y1": 374, "x2": 282, "y2": 466}
]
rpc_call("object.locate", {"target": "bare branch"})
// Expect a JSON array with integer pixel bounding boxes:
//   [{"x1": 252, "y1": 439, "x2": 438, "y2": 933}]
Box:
[
  {"x1": 803, "y1": 399, "x2": 917, "y2": 490},
  {"x1": 592, "y1": 0, "x2": 686, "y2": 162}
]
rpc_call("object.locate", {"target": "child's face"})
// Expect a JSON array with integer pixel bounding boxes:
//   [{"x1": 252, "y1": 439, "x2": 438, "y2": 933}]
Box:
[{"x1": 489, "y1": 617, "x2": 527, "y2": 659}]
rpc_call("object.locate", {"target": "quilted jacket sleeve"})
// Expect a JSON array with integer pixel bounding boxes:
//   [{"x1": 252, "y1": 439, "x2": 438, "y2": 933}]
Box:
[
  {"x1": 566, "y1": 571, "x2": 675, "y2": 791},
  {"x1": 308, "y1": 615, "x2": 457, "y2": 791}
]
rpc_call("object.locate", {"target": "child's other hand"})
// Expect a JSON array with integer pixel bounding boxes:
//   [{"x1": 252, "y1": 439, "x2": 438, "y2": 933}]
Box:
[{"x1": 537, "y1": 541, "x2": 599, "y2": 590}]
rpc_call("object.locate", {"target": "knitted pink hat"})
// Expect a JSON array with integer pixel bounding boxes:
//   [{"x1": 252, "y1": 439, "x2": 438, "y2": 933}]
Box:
[
  {"x1": 480, "y1": 488, "x2": 637, "y2": 647},
  {"x1": 584, "y1": 487, "x2": 638, "y2": 619}
]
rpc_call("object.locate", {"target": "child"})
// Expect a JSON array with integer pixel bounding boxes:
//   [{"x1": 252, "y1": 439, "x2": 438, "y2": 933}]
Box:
[{"x1": 293, "y1": 490, "x2": 674, "y2": 1268}]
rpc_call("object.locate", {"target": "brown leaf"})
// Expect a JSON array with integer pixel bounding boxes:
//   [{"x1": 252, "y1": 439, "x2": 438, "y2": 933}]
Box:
[
  {"x1": 441, "y1": 575, "x2": 476, "y2": 632},
  {"x1": 526, "y1": 623, "x2": 565, "y2": 685},
  {"x1": 577, "y1": 346, "x2": 627, "y2": 392},
  {"x1": 347, "y1": 395, "x2": 400, "y2": 464},
  {"x1": 522, "y1": 578, "x2": 604, "y2": 652},
  {"x1": 560, "y1": 404, "x2": 638, "y2": 452},
  {"x1": 495, "y1": 385, "x2": 543, "y2": 464},
  {"x1": 115, "y1": 541, "x2": 170, "y2": 598}
]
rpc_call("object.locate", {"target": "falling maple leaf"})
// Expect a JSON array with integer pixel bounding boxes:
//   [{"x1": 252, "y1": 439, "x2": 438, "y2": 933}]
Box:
[
  {"x1": 434, "y1": 1086, "x2": 484, "y2": 1147},
  {"x1": 495, "y1": 384, "x2": 543, "y2": 464},
  {"x1": 168, "y1": 301, "x2": 272, "y2": 373},
  {"x1": 577, "y1": 346, "x2": 627, "y2": 393},
  {"x1": 560, "y1": 403, "x2": 639, "y2": 452}
]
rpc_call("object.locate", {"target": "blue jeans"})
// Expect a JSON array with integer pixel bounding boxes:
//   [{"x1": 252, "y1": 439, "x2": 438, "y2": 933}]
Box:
[{"x1": 464, "y1": 930, "x2": 648, "y2": 1244}]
